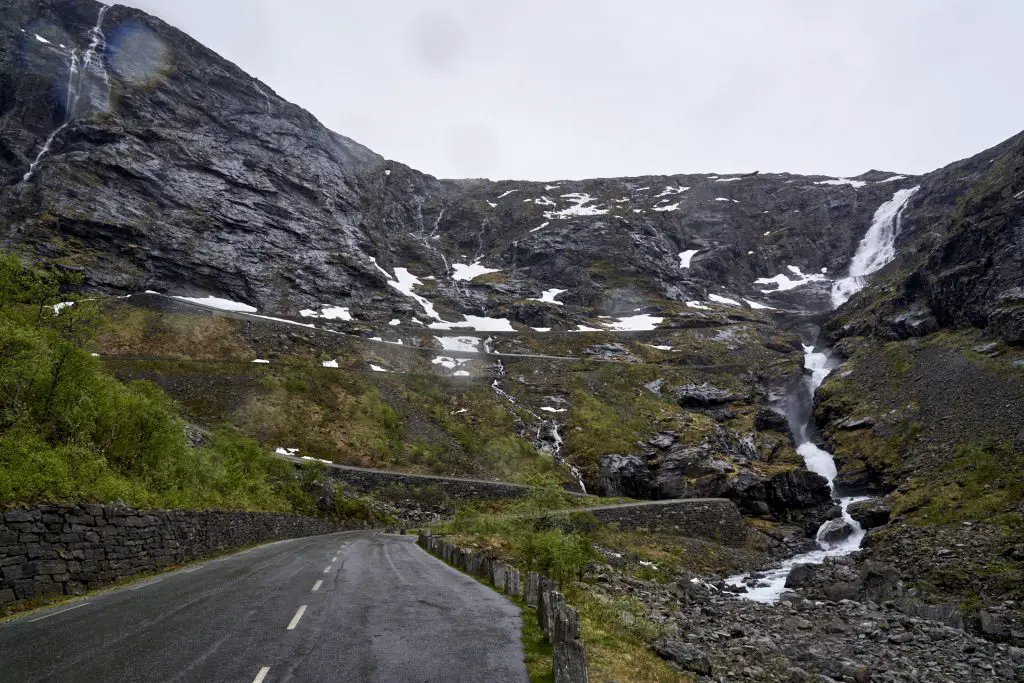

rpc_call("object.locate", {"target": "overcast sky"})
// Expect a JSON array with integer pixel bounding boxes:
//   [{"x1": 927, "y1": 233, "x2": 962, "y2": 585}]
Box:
[{"x1": 122, "y1": 0, "x2": 1024, "y2": 181}]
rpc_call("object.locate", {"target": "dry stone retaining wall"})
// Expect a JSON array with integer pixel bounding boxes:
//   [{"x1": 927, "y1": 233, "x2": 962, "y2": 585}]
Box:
[
  {"x1": 0, "y1": 504, "x2": 351, "y2": 607},
  {"x1": 320, "y1": 464, "x2": 531, "y2": 500},
  {"x1": 418, "y1": 531, "x2": 589, "y2": 683}
]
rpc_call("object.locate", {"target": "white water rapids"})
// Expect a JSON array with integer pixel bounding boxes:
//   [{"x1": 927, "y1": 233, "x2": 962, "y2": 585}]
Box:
[{"x1": 727, "y1": 187, "x2": 920, "y2": 603}]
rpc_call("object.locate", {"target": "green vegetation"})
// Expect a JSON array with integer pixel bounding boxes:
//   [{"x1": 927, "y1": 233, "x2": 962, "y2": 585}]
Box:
[
  {"x1": 892, "y1": 439, "x2": 1023, "y2": 527},
  {"x1": 0, "y1": 252, "x2": 363, "y2": 517}
]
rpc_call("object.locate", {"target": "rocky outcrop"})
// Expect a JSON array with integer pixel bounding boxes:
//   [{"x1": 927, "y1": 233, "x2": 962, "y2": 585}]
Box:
[
  {"x1": 596, "y1": 454, "x2": 652, "y2": 499},
  {"x1": 846, "y1": 498, "x2": 892, "y2": 529}
]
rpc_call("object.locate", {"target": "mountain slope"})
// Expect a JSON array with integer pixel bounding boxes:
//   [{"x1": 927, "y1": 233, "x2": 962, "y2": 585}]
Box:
[{"x1": 2, "y1": 0, "x2": 1023, "y2": 630}]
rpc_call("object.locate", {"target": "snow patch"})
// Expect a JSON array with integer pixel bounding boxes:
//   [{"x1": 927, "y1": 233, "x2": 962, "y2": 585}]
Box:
[
  {"x1": 544, "y1": 193, "x2": 609, "y2": 219},
  {"x1": 530, "y1": 221, "x2": 550, "y2": 233},
  {"x1": 686, "y1": 301, "x2": 711, "y2": 310},
  {"x1": 715, "y1": 177, "x2": 741, "y2": 182},
  {"x1": 678, "y1": 250, "x2": 699, "y2": 269},
  {"x1": 389, "y1": 319, "x2": 401, "y2": 326},
  {"x1": 172, "y1": 295, "x2": 258, "y2": 313},
  {"x1": 452, "y1": 261, "x2": 500, "y2": 281},
  {"x1": 300, "y1": 305, "x2": 352, "y2": 321},
  {"x1": 436, "y1": 336, "x2": 480, "y2": 353},
  {"x1": 429, "y1": 316, "x2": 515, "y2": 332},
  {"x1": 646, "y1": 344, "x2": 673, "y2": 351},
  {"x1": 251, "y1": 359, "x2": 270, "y2": 364},
  {"x1": 599, "y1": 314, "x2": 663, "y2": 331},
  {"x1": 654, "y1": 185, "x2": 689, "y2": 198},
  {"x1": 321, "y1": 359, "x2": 339, "y2": 368},
  {"x1": 714, "y1": 198, "x2": 739, "y2": 203},
  {"x1": 878, "y1": 175, "x2": 907, "y2": 183},
  {"x1": 370, "y1": 364, "x2": 388, "y2": 372},
  {"x1": 531, "y1": 327, "x2": 551, "y2": 332},
  {"x1": 755, "y1": 266, "x2": 828, "y2": 294},
  {"x1": 531, "y1": 288, "x2": 566, "y2": 306},
  {"x1": 497, "y1": 189, "x2": 518, "y2": 199},
  {"x1": 744, "y1": 299, "x2": 776, "y2": 310},
  {"x1": 652, "y1": 202, "x2": 680, "y2": 212},
  {"x1": 708, "y1": 294, "x2": 742, "y2": 306},
  {"x1": 815, "y1": 178, "x2": 866, "y2": 189},
  {"x1": 35, "y1": 34, "x2": 51, "y2": 44}
]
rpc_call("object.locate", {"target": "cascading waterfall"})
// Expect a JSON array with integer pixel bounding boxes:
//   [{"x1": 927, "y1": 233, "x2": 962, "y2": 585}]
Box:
[
  {"x1": 831, "y1": 186, "x2": 920, "y2": 308},
  {"x1": 23, "y1": 5, "x2": 110, "y2": 183},
  {"x1": 490, "y1": 363, "x2": 586, "y2": 492},
  {"x1": 727, "y1": 187, "x2": 920, "y2": 603}
]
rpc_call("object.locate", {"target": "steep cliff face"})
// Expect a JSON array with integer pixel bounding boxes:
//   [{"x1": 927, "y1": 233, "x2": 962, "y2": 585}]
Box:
[
  {"x1": 2, "y1": 0, "x2": 933, "y2": 330},
  {"x1": 1, "y1": 0, "x2": 1021, "y2": 523}
]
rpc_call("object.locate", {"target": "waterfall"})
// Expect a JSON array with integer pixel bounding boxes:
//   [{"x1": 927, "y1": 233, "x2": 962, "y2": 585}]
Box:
[
  {"x1": 23, "y1": 5, "x2": 110, "y2": 183},
  {"x1": 726, "y1": 189, "x2": 921, "y2": 602},
  {"x1": 831, "y1": 186, "x2": 920, "y2": 308}
]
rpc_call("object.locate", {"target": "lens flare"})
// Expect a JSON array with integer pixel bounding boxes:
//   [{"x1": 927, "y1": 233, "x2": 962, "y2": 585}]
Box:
[{"x1": 108, "y1": 22, "x2": 171, "y2": 87}]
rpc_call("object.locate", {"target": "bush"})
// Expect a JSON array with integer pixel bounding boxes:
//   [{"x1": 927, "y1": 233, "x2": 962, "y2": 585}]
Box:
[{"x1": 0, "y1": 251, "x2": 318, "y2": 514}]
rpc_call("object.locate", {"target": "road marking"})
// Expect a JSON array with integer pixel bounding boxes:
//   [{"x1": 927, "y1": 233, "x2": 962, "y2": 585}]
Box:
[
  {"x1": 28, "y1": 602, "x2": 90, "y2": 622},
  {"x1": 127, "y1": 579, "x2": 163, "y2": 591},
  {"x1": 322, "y1": 565, "x2": 332, "y2": 574},
  {"x1": 332, "y1": 555, "x2": 339, "y2": 562},
  {"x1": 252, "y1": 666, "x2": 271, "y2": 683},
  {"x1": 182, "y1": 565, "x2": 202, "y2": 574},
  {"x1": 312, "y1": 580, "x2": 323, "y2": 592},
  {"x1": 286, "y1": 605, "x2": 308, "y2": 631}
]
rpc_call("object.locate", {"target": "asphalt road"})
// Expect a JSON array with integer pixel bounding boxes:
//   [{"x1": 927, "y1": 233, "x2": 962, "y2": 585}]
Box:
[{"x1": 0, "y1": 532, "x2": 527, "y2": 683}]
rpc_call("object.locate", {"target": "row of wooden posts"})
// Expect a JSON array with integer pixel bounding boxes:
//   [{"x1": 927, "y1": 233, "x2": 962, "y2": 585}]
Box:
[{"x1": 416, "y1": 530, "x2": 590, "y2": 683}]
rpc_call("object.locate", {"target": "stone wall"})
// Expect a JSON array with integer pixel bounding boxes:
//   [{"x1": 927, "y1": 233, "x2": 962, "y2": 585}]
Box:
[
  {"x1": 321, "y1": 463, "x2": 531, "y2": 501},
  {"x1": 579, "y1": 499, "x2": 746, "y2": 547},
  {"x1": 0, "y1": 504, "x2": 349, "y2": 607}
]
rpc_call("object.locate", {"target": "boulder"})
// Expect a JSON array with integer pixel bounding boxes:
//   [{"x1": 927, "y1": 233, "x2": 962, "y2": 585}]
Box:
[
  {"x1": 653, "y1": 638, "x2": 713, "y2": 676},
  {"x1": 859, "y1": 561, "x2": 902, "y2": 602},
  {"x1": 596, "y1": 454, "x2": 652, "y2": 499},
  {"x1": 784, "y1": 563, "x2": 816, "y2": 589},
  {"x1": 584, "y1": 343, "x2": 640, "y2": 362},
  {"x1": 817, "y1": 518, "x2": 854, "y2": 545},
  {"x1": 674, "y1": 383, "x2": 737, "y2": 407},
  {"x1": 846, "y1": 499, "x2": 892, "y2": 529}
]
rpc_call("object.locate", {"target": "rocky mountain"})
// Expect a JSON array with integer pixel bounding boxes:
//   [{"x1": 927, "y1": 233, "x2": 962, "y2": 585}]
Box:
[{"x1": 2, "y1": 0, "x2": 1023, "y2": 643}]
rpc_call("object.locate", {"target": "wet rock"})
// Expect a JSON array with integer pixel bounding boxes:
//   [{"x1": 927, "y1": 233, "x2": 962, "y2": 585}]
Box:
[
  {"x1": 785, "y1": 563, "x2": 815, "y2": 589},
  {"x1": 653, "y1": 638, "x2": 712, "y2": 676},
  {"x1": 835, "y1": 416, "x2": 876, "y2": 430},
  {"x1": 584, "y1": 343, "x2": 640, "y2": 362},
  {"x1": 596, "y1": 454, "x2": 652, "y2": 498},
  {"x1": 754, "y1": 408, "x2": 789, "y2": 432},
  {"x1": 847, "y1": 499, "x2": 892, "y2": 529},
  {"x1": 674, "y1": 383, "x2": 737, "y2": 408},
  {"x1": 818, "y1": 518, "x2": 854, "y2": 544}
]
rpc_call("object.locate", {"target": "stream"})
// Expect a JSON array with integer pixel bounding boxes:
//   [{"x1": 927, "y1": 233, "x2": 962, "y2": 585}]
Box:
[{"x1": 725, "y1": 187, "x2": 921, "y2": 603}]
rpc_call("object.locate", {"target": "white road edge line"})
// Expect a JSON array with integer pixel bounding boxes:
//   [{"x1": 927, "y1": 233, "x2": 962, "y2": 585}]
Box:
[
  {"x1": 322, "y1": 566, "x2": 331, "y2": 574},
  {"x1": 312, "y1": 580, "x2": 323, "y2": 592},
  {"x1": 253, "y1": 666, "x2": 271, "y2": 683},
  {"x1": 287, "y1": 605, "x2": 308, "y2": 631},
  {"x1": 127, "y1": 579, "x2": 162, "y2": 591},
  {"x1": 28, "y1": 602, "x2": 90, "y2": 622}
]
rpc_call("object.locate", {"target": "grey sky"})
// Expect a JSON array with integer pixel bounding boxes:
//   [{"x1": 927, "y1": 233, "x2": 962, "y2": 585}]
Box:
[{"x1": 122, "y1": 0, "x2": 1024, "y2": 181}]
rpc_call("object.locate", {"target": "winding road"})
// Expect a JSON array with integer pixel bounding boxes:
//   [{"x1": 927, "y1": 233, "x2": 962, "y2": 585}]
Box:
[{"x1": 0, "y1": 532, "x2": 526, "y2": 683}]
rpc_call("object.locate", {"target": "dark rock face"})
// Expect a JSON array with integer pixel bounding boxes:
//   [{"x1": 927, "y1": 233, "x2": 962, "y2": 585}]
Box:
[
  {"x1": 1, "y1": 0, "x2": 940, "y2": 330},
  {"x1": 596, "y1": 454, "x2": 652, "y2": 498},
  {"x1": 847, "y1": 499, "x2": 892, "y2": 529}
]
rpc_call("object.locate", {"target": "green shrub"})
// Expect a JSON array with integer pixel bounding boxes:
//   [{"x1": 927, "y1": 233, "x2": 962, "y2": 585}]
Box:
[{"x1": 0, "y1": 251, "x2": 319, "y2": 514}]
